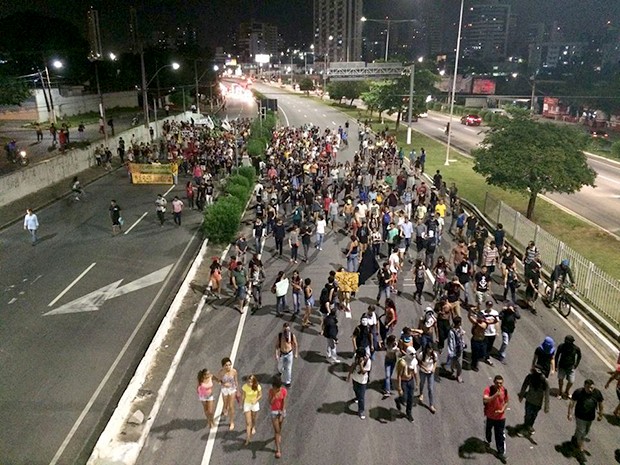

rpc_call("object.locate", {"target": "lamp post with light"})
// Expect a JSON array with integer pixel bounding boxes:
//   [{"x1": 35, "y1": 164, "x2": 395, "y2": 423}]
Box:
[
  {"x1": 43, "y1": 60, "x2": 63, "y2": 125},
  {"x1": 141, "y1": 59, "x2": 180, "y2": 132}
]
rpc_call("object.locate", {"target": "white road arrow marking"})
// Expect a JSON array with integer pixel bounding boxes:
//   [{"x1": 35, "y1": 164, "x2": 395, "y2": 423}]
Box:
[{"x1": 43, "y1": 265, "x2": 172, "y2": 316}]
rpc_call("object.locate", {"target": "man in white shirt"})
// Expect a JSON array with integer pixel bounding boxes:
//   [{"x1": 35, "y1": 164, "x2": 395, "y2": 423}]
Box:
[
  {"x1": 23, "y1": 208, "x2": 39, "y2": 245},
  {"x1": 388, "y1": 249, "x2": 401, "y2": 293},
  {"x1": 481, "y1": 300, "x2": 500, "y2": 366},
  {"x1": 315, "y1": 215, "x2": 327, "y2": 250},
  {"x1": 400, "y1": 217, "x2": 414, "y2": 256}
]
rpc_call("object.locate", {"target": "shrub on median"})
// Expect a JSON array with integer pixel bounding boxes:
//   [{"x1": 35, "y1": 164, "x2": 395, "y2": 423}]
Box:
[{"x1": 202, "y1": 195, "x2": 245, "y2": 244}]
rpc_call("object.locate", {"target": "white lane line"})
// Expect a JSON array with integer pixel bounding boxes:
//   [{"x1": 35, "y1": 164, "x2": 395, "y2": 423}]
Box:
[
  {"x1": 280, "y1": 106, "x2": 290, "y2": 126},
  {"x1": 598, "y1": 174, "x2": 620, "y2": 186},
  {"x1": 332, "y1": 121, "x2": 337, "y2": 126},
  {"x1": 48, "y1": 263, "x2": 96, "y2": 307},
  {"x1": 163, "y1": 185, "x2": 175, "y2": 197},
  {"x1": 201, "y1": 237, "x2": 265, "y2": 465},
  {"x1": 123, "y1": 212, "x2": 148, "y2": 235},
  {"x1": 49, "y1": 229, "x2": 199, "y2": 465},
  {"x1": 322, "y1": 113, "x2": 327, "y2": 117}
]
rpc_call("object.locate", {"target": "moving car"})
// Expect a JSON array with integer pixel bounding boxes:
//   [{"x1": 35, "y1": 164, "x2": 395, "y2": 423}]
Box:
[
  {"x1": 590, "y1": 129, "x2": 609, "y2": 139},
  {"x1": 461, "y1": 114, "x2": 482, "y2": 126}
]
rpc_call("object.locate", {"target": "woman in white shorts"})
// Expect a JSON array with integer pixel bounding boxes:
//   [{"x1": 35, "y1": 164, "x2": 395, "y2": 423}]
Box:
[
  {"x1": 241, "y1": 374, "x2": 262, "y2": 445},
  {"x1": 197, "y1": 369, "x2": 215, "y2": 428},
  {"x1": 216, "y1": 357, "x2": 238, "y2": 430}
]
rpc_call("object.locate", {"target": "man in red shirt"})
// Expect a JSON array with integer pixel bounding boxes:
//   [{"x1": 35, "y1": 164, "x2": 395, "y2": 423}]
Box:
[{"x1": 483, "y1": 375, "x2": 509, "y2": 463}]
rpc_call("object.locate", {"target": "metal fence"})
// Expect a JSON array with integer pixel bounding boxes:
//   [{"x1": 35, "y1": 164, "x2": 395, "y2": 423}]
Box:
[{"x1": 483, "y1": 192, "x2": 620, "y2": 331}]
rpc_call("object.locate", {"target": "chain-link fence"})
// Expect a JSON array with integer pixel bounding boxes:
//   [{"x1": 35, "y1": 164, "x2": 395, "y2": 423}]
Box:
[{"x1": 482, "y1": 192, "x2": 620, "y2": 330}]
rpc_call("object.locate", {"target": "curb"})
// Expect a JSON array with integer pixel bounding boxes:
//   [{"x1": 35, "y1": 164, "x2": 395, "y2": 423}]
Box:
[{"x1": 87, "y1": 237, "x2": 210, "y2": 465}]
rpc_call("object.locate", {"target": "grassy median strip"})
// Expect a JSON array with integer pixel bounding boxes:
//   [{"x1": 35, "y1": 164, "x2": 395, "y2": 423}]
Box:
[{"x1": 335, "y1": 105, "x2": 620, "y2": 280}]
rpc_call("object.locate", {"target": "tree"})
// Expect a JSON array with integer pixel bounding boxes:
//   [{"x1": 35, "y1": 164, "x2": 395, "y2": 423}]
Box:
[
  {"x1": 472, "y1": 108, "x2": 596, "y2": 219},
  {"x1": 0, "y1": 75, "x2": 32, "y2": 105},
  {"x1": 360, "y1": 68, "x2": 439, "y2": 129},
  {"x1": 298, "y1": 77, "x2": 314, "y2": 95}
]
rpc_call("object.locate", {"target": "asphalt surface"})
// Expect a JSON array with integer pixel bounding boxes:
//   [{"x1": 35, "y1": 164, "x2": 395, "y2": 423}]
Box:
[
  {"x1": 411, "y1": 110, "x2": 620, "y2": 235},
  {"x1": 135, "y1": 85, "x2": 620, "y2": 465},
  {"x1": 0, "y1": 107, "x2": 236, "y2": 464}
]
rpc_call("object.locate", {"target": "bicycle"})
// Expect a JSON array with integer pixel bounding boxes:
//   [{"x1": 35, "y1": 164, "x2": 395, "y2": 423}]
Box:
[{"x1": 544, "y1": 281, "x2": 572, "y2": 318}]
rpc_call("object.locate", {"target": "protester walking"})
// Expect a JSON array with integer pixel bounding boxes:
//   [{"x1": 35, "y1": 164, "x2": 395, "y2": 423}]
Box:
[
  {"x1": 498, "y1": 303, "x2": 520, "y2": 364},
  {"x1": 171, "y1": 196, "x2": 184, "y2": 226},
  {"x1": 241, "y1": 374, "x2": 262, "y2": 445},
  {"x1": 155, "y1": 194, "x2": 167, "y2": 226},
  {"x1": 275, "y1": 322, "x2": 298, "y2": 387},
  {"x1": 395, "y1": 346, "x2": 418, "y2": 422},
  {"x1": 347, "y1": 347, "x2": 372, "y2": 420},
  {"x1": 555, "y1": 335, "x2": 582, "y2": 400},
  {"x1": 269, "y1": 376, "x2": 288, "y2": 459},
  {"x1": 23, "y1": 208, "x2": 39, "y2": 245},
  {"x1": 215, "y1": 357, "x2": 239, "y2": 430},
  {"x1": 109, "y1": 200, "x2": 122, "y2": 236},
  {"x1": 322, "y1": 308, "x2": 340, "y2": 363},
  {"x1": 568, "y1": 379, "x2": 604, "y2": 461},
  {"x1": 483, "y1": 375, "x2": 509, "y2": 463},
  {"x1": 197, "y1": 369, "x2": 215, "y2": 428},
  {"x1": 517, "y1": 366, "x2": 549, "y2": 437}
]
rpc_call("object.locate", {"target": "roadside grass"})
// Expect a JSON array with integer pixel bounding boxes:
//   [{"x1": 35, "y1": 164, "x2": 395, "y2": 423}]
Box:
[{"x1": 335, "y1": 105, "x2": 620, "y2": 280}]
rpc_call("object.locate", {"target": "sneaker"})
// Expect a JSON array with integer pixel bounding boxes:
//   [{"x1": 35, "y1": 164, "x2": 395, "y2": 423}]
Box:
[
  {"x1": 485, "y1": 359, "x2": 494, "y2": 366},
  {"x1": 360, "y1": 415, "x2": 366, "y2": 420},
  {"x1": 406, "y1": 414, "x2": 414, "y2": 422},
  {"x1": 498, "y1": 453, "x2": 507, "y2": 464},
  {"x1": 472, "y1": 366, "x2": 479, "y2": 372},
  {"x1": 429, "y1": 406, "x2": 437, "y2": 414}
]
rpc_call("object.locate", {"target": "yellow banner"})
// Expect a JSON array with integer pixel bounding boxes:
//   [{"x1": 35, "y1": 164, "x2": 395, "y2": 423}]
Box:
[
  {"x1": 129, "y1": 163, "x2": 174, "y2": 184},
  {"x1": 335, "y1": 271, "x2": 359, "y2": 292}
]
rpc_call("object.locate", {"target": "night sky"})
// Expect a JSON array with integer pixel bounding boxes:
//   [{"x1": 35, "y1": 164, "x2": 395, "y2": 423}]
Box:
[{"x1": 0, "y1": 0, "x2": 618, "y2": 52}]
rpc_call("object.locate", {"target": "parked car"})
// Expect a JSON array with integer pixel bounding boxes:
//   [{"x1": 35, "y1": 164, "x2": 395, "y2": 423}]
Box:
[
  {"x1": 590, "y1": 129, "x2": 609, "y2": 139},
  {"x1": 461, "y1": 114, "x2": 482, "y2": 126}
]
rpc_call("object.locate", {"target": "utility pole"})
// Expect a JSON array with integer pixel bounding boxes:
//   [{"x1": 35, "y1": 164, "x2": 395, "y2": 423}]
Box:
[{"x1": 406, "y1": 64, "x2": 415, "y2": 145}]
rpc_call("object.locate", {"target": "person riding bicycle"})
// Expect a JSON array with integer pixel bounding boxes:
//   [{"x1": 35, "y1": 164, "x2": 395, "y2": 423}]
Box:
[
  {"x1": 550, "y1": 259, "x2": 574, "y2": 302},
  {"x1": 71, "y1": 176, "x2": 84, "y2": 201}
]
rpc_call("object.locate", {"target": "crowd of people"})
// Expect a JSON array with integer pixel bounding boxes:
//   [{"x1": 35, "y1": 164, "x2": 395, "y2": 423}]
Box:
[{"x1": 193, "y1": 121, "x2": 619, "y2": 463}]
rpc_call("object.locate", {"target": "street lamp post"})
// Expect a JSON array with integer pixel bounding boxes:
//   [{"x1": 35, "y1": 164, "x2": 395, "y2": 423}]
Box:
[
  {"x1": 407, "y1": 64, "x2": 415, "y2": 145},
  {"x1": 140, "y1": 57, "x2": 180, "y2": 133},
  {"x1": 44, "y1": 60, "x2": 63, "y2": 125},
  {"x1": 444, "y1": 0, "x2": 465, "y2": 167}
]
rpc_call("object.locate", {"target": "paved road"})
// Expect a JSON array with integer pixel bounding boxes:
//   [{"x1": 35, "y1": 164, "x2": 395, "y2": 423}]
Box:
[
  {"x1": 411, "y1": 110, "x2": 620, "y2": 234},
  {"x1": 0, "y1": 99, "x2": 240, "y2": 465},
  {"x1": 135, "y1": 86, "x2": 620, "y2": 465}
]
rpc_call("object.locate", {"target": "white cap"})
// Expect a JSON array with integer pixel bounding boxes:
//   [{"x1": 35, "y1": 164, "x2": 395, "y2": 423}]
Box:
[{"x1": 406, "y1": 346, "x2": 416, "y2": 355}]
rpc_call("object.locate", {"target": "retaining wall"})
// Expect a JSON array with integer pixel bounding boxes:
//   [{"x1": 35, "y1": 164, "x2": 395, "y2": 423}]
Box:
[{"x1": 0, "y1": 112, "x2": 193, "y2": 207}]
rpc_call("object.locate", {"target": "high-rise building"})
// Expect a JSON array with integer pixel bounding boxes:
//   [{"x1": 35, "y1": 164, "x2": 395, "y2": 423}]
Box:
[
  {"x1": 314, "y1": 0, "x2": 363, "y2": 63},
  {"x1": 461, "y1": 0, "x2": 511, "y2": 62},
  {"x1": 238, "y1": 21, "x2": 279, "y2": 63}
]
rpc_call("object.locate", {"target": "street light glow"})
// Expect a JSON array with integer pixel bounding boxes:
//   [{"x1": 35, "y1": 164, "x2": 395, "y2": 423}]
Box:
[
  {"x1": 361, "y1": 16, "x2": 367, "y2": 22},
  {"x1": 109, "y1": 53, "x2": 117, "y2": 61},
  {"x1": 172, "y1": 62, "x2": 180, "y2": 70},
  {"x1": 52, "y1": 60, "x2": 63, "y2": 69}
]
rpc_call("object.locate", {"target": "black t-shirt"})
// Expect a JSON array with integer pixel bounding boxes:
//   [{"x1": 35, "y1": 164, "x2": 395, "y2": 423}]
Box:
[
  {"x1": 572, "y1": 387, "x2": 603, "y2": 421},
  {"x1": 534, "y1": 347, "x2": 554, "y2": 376},
  {"x1": 475, "y1": 272, "x2": 490, "y2": 292},
  {"x1": 456, "y1": 261, "x2": 471, "y2": 284}
]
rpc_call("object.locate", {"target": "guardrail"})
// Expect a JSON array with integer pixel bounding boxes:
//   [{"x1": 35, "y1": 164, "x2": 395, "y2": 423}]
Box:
[{"x1": 482, "y1": 192, "x2": 620, "y2": 336}]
